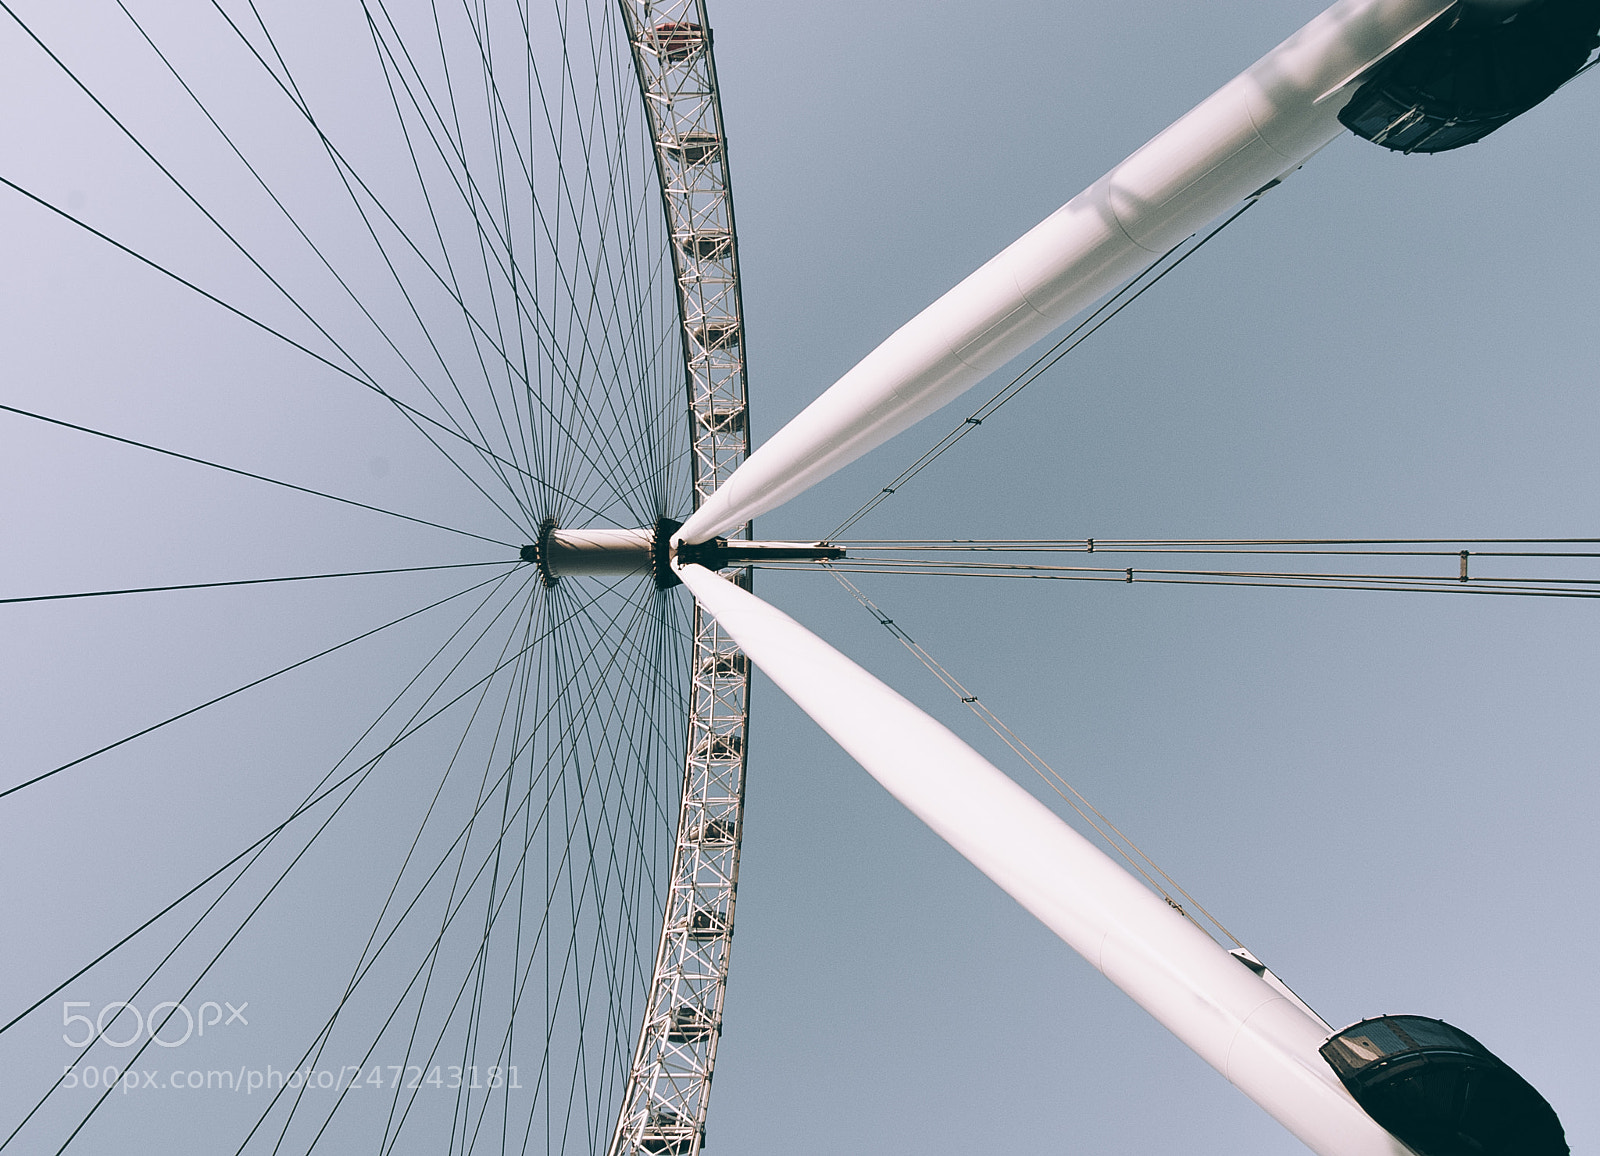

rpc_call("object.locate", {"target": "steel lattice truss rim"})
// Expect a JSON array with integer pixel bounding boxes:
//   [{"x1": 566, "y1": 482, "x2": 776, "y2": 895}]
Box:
[
  {"x1": 609, "y1": 4, "x2": 753, "y2": 1155},
  {"x1": 0, "y1": 1, "x2": 743, "y2": 1151}
]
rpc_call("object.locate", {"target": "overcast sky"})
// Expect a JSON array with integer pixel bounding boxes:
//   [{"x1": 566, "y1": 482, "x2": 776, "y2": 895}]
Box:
[{"x1": 3, "y1": 2, "x2": 1598, "y2": 1154}]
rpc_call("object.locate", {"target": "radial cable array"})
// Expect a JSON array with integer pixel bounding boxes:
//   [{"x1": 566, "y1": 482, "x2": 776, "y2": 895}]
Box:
[{"x1": 748, "y1": 537, "x2": 1600, "y2": 600}]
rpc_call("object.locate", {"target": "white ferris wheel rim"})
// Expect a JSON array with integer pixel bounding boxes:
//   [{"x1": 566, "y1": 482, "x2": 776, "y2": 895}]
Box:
[{"x1": 0, "y1": 2, "x2": 749, "y2": 1153}]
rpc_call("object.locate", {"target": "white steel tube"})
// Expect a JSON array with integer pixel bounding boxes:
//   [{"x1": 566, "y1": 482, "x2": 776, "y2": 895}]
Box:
[
  {"x1": 678, "y1": 0, "x2": 1451, "y2": 544},
  {"x1": 543, "y1": 527, "x2": 654, "y2": 577},
  {"x1": 677, "y1": 562, "x2": 1411, "y2": 1156}
]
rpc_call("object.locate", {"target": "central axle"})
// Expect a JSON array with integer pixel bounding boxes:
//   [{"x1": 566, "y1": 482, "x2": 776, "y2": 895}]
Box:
[{"x1": 520, "y1": 518, "x2": 842, "y2": 588}]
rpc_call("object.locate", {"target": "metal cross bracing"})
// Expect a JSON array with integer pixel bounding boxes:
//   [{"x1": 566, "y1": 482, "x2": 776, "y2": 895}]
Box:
[
  {"x1": 611, "y1": 3, "x2": 752, "y2": 1154},
  {"x1": 609, "y1": 629, "x2": 750, "y2": 1156},
  {"x1": 640, "y1": 6, "x2": 750, "y2": 506}
]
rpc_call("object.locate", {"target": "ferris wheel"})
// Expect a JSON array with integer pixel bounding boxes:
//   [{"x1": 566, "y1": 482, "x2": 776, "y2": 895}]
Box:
[{"x1": 1, "y1": 1, "x2": 1596, "y2": 1154}]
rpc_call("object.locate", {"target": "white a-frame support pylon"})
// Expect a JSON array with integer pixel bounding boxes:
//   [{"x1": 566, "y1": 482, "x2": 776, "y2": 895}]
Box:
[
  {"x1": 677, "y1": 562, "x2": 1410, "y2": 1156},
  {"x1": 677, "y1": 0, "x2": 1453, "y2": 546}
]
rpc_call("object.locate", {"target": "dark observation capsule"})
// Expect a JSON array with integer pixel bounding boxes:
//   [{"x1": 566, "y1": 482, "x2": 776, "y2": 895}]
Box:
[
  {"x1": 1340, "y1": 0, "x2": 1600, "y2": 152},
  {"x1": 1320, "y1": 1015, "x2": 1567, "y2": 1155}
]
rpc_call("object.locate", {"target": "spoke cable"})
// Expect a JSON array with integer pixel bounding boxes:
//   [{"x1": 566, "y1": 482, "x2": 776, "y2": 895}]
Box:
[
  {"x1": 754, "y1": 537, "x2": 1600, "y2": 601},
  {"x1": 828, "y1": 193, "x2": 1269, "y2": 539},
  {"x1": 1, "y1": 560, "x2": 510, "y2": 607},
  {"x1": 0, "y1": 172, "x2": 538, "y2": 536},
  {"x1": 829, "y1": 571, "x2": 1243, "y2": 948},
  {"x1": 233, "y1": 578, "x2": 672, "y2": 1155},
  {"x1": 0, "y1": 566, "x2": 525, "y2": 1046},
  {"x1": 4, "y1": 3, "x2": 716, "y2": 1152},
  {"x1": 231, "y1": 0, "x2": 541, "y2": 525},
  {"x1": 0, "y1": 562, "x2": 523, "y2": 802},
  {"x1": 109, "y1": 0, "x2": 537, "y2": 525},
  {"x1": 0, "y1": 566, "x2": 536, "y2": 1151},
  {"x1": 256, "y1": 579, "x2": 545, "y2": 1155},
  {"x1": 0, "y1": 402, "x2": 515, "y2": 548}
]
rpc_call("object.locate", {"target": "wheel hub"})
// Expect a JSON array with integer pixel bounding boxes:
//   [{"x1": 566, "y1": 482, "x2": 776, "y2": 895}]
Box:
[{"x1": 523, "y1": 520, "x2": 843, "y2": 589}]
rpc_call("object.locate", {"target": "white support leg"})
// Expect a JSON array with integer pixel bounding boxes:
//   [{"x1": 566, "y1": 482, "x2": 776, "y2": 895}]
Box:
[
  {"x1": 676, "y1": 562, "x2": 1413, "y2": 1156},
  {"x1": 677, "y1": 0, "x2": 1452, "y2": 544}
]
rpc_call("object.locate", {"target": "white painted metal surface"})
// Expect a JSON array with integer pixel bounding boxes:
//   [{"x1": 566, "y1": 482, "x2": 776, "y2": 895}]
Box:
[
  {"x1": 676, "y1": 562, "x2": 1414, "y2": 1156},
  {"x1": 677, "y1": 0, "x2": 1452, "y2": 545},
  {"x1": 542, "y1": 527, "x2": 654, "y2": 577}
]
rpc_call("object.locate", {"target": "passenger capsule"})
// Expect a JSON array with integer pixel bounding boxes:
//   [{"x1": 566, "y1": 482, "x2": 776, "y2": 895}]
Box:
[
  {"x1": 651, "y1": 22, "x2": 705, "y2": 63},
  {"x1": 1320, "y1": 1015, "x2": 1567, "y2": 1155},
  {"x1": 1341, "y1": 0, "x2": 1600, "y2": 152}
]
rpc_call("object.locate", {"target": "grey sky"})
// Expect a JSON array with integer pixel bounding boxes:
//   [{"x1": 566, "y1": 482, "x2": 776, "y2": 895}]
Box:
[{"x1": 2, "y1": 1, "x2": 1597, "y2": 1154}]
